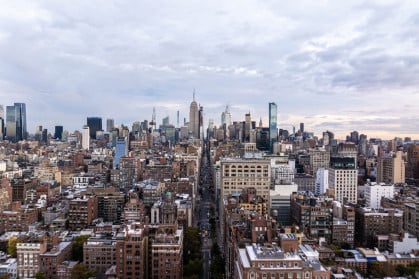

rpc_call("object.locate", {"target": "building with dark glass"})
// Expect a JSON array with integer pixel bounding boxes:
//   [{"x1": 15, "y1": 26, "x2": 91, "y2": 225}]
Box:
[
  {"x1": 87, "y1": 117, "x2": 102, "y2": 139},
  {"x1": 54, "y1": 125, "x2": 63, "y2": 140},
  {"x1": 6, "y1": 103, "x2": 27, "y2": 142}
]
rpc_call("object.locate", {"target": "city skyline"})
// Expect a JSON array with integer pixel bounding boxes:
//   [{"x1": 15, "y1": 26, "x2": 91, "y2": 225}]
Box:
[{"x1": 1, "y1": 1, "x2": 419, "y2": 139}]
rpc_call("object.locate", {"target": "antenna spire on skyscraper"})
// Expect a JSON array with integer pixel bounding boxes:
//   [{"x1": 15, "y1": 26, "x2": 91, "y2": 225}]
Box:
[{"x1": 193, "y1": 89, "x2": 196, "y2": 102}]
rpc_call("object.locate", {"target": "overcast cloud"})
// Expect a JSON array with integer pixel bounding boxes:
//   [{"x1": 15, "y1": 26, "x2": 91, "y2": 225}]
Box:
[{"x1": 1, "y1": 0, "x2": 419, "y2": 139}]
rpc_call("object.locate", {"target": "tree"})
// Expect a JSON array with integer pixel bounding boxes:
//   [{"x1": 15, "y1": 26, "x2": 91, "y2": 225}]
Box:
[
  {"x1": 7, "y1": 236, "x2": 22, "y2": 257},
  {"x1": 71, "y1": 235, "x2": 91, "y2": 262},
  {"x1": 70, "y1": 264, "x2": 95, "y2": 279},
  {"x1": 210, "y1": 243, "x2": 225, "y2": 279},
  {"x1": 183, "y1": 227, "x2": 202, "y2": 278},
  {"x1": 35, "y1": 271, "x2": 47, "y2": 279}
]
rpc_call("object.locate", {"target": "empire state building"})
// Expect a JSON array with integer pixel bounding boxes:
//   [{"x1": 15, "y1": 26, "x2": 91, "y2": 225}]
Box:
[{"x1": 189, "y1": 93, "x2": 199, "y2": 138}]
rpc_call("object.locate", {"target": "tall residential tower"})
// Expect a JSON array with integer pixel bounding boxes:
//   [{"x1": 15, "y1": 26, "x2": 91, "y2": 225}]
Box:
[{"x1": 269, "y1": 102, "x2": 278, "y2": 152}]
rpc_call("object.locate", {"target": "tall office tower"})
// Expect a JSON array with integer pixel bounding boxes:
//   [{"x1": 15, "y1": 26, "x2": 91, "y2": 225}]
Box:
[
  {"x1": 5, "y1": 105, "x2": 17, "y2": 142},
  {"x1": 0, "y1": 118, "x2": 3, "y2": 140},
  {"x1": 358, "y1": 134, "x2": 368, "y2": 156},
  {"x1": 82, "y1": 125, "x2": 90, "y2": 150},
  {"x1": 162, "y1": 116, "x2": 170, "y2": 127},
  {"x1": 86, "y1": 117, "x2": 102, "y2": 139},
  {"x1": 114, "y1": 137, "x2": 128, "y2": 168},
  {"x1": 349, "y1": 131, "x2": 359, "y2": 144},
  {"x1": 269, "y1": 102, "x2": 278, "y2": 152},
  {"x1": 41, "y1": 129, "x2": 48, "y2": 144},
  {"x1": 106, "y1": 118, "x2": 115, "y2": 132},
  {"x1": 132, "y1": 121, "x2": 141, "y2": 135},
  {"x1": 377, "y1": 151, "x2": 405, "y2": 184},
  {"x1": 34, "y1": 126, "x2": 43, "y2": 141},
  {"x1": 177, "y1": 110, "x2": 180, "y2": 128},
  {"x1": 14, "y1": 103, "x2": 27, "y2": 140},
  {"x1": 189, "y1": 93, "x2": 199, "y2": 138},
  {"x1": 299, "y1": 122, "x2": 304, "y2": 134},
  {"x1": 151, "y1": 107, "x2": 156, "y2": 132},
  {"x1": 54, "y1": 125, "x2": 63, "y2": 140},
  {"x1": 0, "y1": 105, "x2": 3, "y2": 140},
  {"x1": 243, "y1": 112, "x2": 252, "y2": 142},
  {"x1": 322, "y1": 130, "x2": 334, "y2": 146},
  {"x1": 199, "y1": 105, "x2": 204, "y2": 140},
  {"x1": 328, "y1": 157, "x2": 358, "y2": 203}
]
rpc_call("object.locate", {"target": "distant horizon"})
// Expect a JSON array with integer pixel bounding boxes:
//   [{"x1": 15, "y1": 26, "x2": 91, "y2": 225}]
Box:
[{"x1": 6, "y1": 100, "x2": 417, "y2": 142}]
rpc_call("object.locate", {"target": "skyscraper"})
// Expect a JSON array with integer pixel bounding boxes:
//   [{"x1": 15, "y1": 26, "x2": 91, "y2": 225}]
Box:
[
  {"x1": 6, "y1": 106, "x2": 17, "y2": 142},
  {"x1": 5, "y1": 103, "x2": 27, "y2": 142},
  {"x1": 14, "y1": 103, "x2": 27, "y2": 140},
  {"x1": 189, "y1": 93, "x2": 199, "y2": 138},
  {"x1": 87, "y1": 117, "x2": 102, "y2": 139},
  {"x1": 106, "y1": 118, "x2": 115, "y2": 132},
  {"x1": 199, "y1": 105, "x2": 204, "y2": 140},
  {"x1": 0, "y1": 105, "x2": 3, "y2": 140},
  {"x1": 54, "y1": 126, "x2": 63, "y2": 140},
  {"x1": 82, "y1": 126, "x2": 90, "y2": 150},
  {"x1": 0, "y1": 119, "x2": 3, "y2": 140},
  {"x1": 114, "y1": 137, "x2": 128, "y2": 168},
  {"x1": 269, "y1": 102, "x2": 278, "y2": 152}
]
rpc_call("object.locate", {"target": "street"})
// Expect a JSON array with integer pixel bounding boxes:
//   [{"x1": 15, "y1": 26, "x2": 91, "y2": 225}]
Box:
[{"x1": 196, "y1": 141, "x2": 214, "y2": 279}]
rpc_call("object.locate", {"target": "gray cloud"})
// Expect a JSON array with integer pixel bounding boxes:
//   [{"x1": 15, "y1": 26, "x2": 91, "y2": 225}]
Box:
[{"x1": 1, "y1": 1, "x2": 419, "y2": 138}]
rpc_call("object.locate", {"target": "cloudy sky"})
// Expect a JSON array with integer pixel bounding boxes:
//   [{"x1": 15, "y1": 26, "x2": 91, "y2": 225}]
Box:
[{"x1": 1, "y1": 0, "x2": 419, "y2": 139}]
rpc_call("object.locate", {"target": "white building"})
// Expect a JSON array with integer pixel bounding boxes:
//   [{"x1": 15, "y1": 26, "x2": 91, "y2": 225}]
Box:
[
  {"x1": 390, "y1": 233, "x2": 419, "y2": 254},
  {"x1": 315, "y1": 168, "x2": 329, "y2": 195},
  {"x1": 364, "y1": 182, "x2": 394, "y2": 209},
  {"x1": 328, "y1": 157, "x2": 357, "y2": 203},
  {"x1": 0, "y1": 258, "x2": 17, "y2": 279},
  {"x1": 82, "y1": 125, "x2": 90, "y2": 150}
]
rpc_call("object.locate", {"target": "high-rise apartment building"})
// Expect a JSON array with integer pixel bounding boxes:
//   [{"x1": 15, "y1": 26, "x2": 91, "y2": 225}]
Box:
[
  {"x1": 189, "y1": 94, "x2": 199, "y2": 138},
  {"x1": 82, "y1": 126, "x2": 90, "y2": 150},
  {"x1": 87, "y1": 117, "x2": 102, "y2": 139},
  {"x1": 328, "y1": 157, "x2": 358, "y2": 203},
  {"x1": 269, "y1": 102, "x2": 277, "y2": 152},
  {"x1": 377, "y1": 151, "x2": 405, "y2": 184}
]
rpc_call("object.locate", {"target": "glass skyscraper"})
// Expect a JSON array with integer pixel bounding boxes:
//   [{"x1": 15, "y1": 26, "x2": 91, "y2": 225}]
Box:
[
  {"x1": 5, "y1": 103, "x2": 27, "y2": 142},
  {"x1": 269, "y1": 102, "x2": 278, "y2": 152},
  {"x1": 114, "y1": 137, "x2": 128, "y2": 168},
  {"x1": 87, "y1": 117, "x2": 102, "y2": 139}
]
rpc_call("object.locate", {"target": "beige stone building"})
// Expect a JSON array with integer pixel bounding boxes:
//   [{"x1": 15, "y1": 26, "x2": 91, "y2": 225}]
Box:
[
  {"x1": 220, "y1": 159, "x2": 271, "y2": 201},
  {"x1": 377, "y1": 151, "x2": 405, "y2": 184}
]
